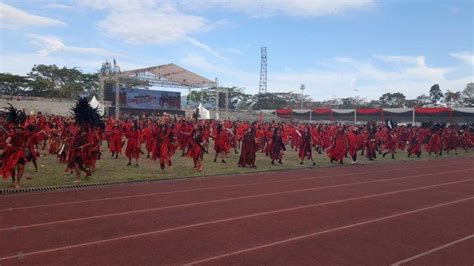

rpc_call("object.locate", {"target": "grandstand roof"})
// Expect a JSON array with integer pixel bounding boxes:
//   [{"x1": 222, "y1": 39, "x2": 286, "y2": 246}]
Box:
[{"x1": 121, "y1": 63, "x2": 215, "y2": 88}]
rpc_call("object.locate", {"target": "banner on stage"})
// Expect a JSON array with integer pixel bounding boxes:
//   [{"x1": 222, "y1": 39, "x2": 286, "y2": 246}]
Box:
[{"x1": 107, "y1": 88, "x2": 181, "y2": 110}]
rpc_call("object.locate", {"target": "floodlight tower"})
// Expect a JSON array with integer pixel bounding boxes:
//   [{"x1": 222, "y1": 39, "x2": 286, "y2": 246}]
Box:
[
  {"x1": 300, "y1": 84, "x2": 305, "y2": 109},
  {"x1": 259, "y1": 47, "x2": 267, "y2": 94},
  {"x1": 112, "y1": 59, "x2": 121, "y2": 119}
]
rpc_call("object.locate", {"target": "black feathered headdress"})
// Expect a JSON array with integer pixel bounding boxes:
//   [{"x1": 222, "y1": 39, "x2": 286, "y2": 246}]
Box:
[
  {"x1": 385, "y1": 119, "x2": 397, "y2": 130},
  {"x1": 5, "y1": 103, "x2": 26, "y2": 127},
  {"x1": 71, "y1": 97, "x2": 102, "y2": 128}
]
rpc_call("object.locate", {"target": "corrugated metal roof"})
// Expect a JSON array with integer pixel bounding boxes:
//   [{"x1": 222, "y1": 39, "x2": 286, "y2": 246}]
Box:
[{"x1": 121, "y1": 63, "x2": 214, "y2": 88}]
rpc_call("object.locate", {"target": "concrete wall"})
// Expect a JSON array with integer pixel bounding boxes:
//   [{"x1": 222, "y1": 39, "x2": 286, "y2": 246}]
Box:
[{"x1": 0, "y1": 96, "x2": 75, "y2": 115}]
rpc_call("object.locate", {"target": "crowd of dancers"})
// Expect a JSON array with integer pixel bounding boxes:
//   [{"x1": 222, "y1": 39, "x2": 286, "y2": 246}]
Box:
[{"x1": 1, "y1": 99, "x2": 473, "y2": 189}]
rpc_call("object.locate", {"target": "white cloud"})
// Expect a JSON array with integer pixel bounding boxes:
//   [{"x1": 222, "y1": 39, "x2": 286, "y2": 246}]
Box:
[
  {"x1": 187, "y1": 38, "x2": 226, "y2": 60},
  {"x1": 45, "y1": 4, "x2": 74, "y2": 9},
  {"x1": 77, "y1": 0, "x2": 157, "y2": 11},
  {"x1": 450, "y1": 51, "x2": 474, "y2": 65},
  {"x1": 0, "y1": 52, "x2": 157, "y2": 76},
  {"x1": 27, "y1": 34, "x2": 121, "y2": 56},
  {"x1": 373, "y1": 55, "x2": 425, "y2": 67},
  {"x1": 268, "y1": 55, "x2": 468, "y2": 100},
  {"x1": 0, "y1": 3, "x2": 66, "y2": 29},
  {"x1": 88, "y1": 2, "x2": 211, "y2": 46},
  {"x1": 180, "y1": 0, "x2": 374, "y2": 17},
  {"x1": 181, "y1": 52, "x2": 471, "y2": 100},
  {"x1": 0, "y1": 53, "x2": 104, "y2": 75}
]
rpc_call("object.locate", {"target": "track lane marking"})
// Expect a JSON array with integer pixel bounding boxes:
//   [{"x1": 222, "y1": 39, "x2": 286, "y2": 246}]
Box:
[
  {"x1": 186, "y1": 197, "x2": 474, "y2": 265},
  {"x1": 1, "y1": 161, "x2": 470, "y2": 212},
  {"x1": 0, "y1": 178, "x2": 472, "y2": 261},
  {"x1": 391, "y1": 234, "x2": 474, "y2": 265},
  {"x1": 1, "y1": 168, "x2": 472, "y2": 231}
]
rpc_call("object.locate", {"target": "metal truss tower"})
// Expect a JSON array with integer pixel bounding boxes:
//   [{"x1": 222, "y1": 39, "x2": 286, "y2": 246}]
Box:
[{"x1": 259, "y1": 47, "x2": 267, "y2": 94}]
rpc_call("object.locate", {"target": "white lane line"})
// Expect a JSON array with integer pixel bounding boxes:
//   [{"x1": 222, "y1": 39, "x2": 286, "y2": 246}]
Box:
[
  {"x1": 2, "y1": 166, "x2": 472, "y2": 232},
  {"x1": 0, "y1": 179, "x2": 472, "y2": 262},
  {"x1": 186, "y1": 197, "x2": 474, "y2": 265},
  {"x1": 391, "y1": 234, "x2": 474, "y2": 266},
  {"x1": 1, "y1": 161, "x2": 468, "y2": 212},
  {"x1": 1, "y1": 169, "x2": 472, "y2": 232}
]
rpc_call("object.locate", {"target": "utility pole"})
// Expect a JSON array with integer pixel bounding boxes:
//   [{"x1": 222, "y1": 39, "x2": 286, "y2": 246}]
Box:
[
  {"x1": 259, "y1": 47, "x2": 267, "y2": 94},
  {"x1": 300, "y1": 84, "x2": 305, "y2": 109},
  {"x1": 215, "y1": 77, "x2": 219, "y2": 119},
  {"x1": 256, "y1": 47, "x2": 268, "y2": 111},
  {"x1": 112, "y1": 59, "x2": 121, "y2": 120},
  {"x1": 225, "y1": 87, "x2": 229, "y2": 118}
]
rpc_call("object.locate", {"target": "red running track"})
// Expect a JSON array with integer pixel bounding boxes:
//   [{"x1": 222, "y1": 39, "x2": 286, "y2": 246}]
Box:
[{"x1": 0, "y1": 157, "x2": 473, "y2": 265}]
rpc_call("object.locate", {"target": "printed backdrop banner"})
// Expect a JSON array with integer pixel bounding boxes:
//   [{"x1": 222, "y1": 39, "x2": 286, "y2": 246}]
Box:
[{"x1": 117, "y1": 88, "x2": 181, "y2": 110}]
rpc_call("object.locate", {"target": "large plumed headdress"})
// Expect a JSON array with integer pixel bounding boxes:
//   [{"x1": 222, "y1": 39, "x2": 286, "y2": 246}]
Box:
[
  {"x1": 71, "y1": 97, "x2": 102, "y2": 128},
  {"x1": 5, "y1": 103, "x2": 26, "y2": 127}
]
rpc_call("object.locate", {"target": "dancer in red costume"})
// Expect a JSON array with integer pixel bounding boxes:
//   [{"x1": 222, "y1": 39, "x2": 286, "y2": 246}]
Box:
[
  {"x1": 142, "y1": 120, "x2": 155, "y2": 158},
  {"x1": 25, "y1": 124, "x2": 43, "y2": 173},
  {"x1": 124, "y1": 122, "x2": 141, "y2": 167},
  {"x1": 153, "y1": 124, "x2": 173, "y2": 171},
  {"x1": 67, "y1": 97, "x2": 102, "y2": 183},
  {"x1": 382, "y1": 120, "x2": 398, "y2": 159},
  {"x1": 346, "y1": 126, "x2": 359, "y2": 164},
  {"x1": 365, "y1": 122, "x2": 377, "y2": 161},
  {"x1": 298, "y1": 126, "x2": 316, "y2": 165},
  {"x1": 327, "y1": 127, "x2": 346, "y2": 164},
  {"x1": 109, "y1": 123, "x2": 123, "y2": 159},
  {"x1": 212, "y1": 123, "x2": 230, "y2": 163},
  {"x1": 238, "y1": 125, "x2": 257, "y2": 168},
  {"x1": 407, "y1": 127, "x2": 422, "y2": 158},
  {"x1": 266, "y1": 127, "x2": 286, "y2": 165},
  {"x1": 425, "y1": 124, "x2": 443, "y2": 156},
  {"x1": 187, "y1": 126, "x2": 207, "y2": 171},
  {"x1": 48, "y1": 121, "x2": 61, "y2": 154},
  {"x1": 1, "y1": 105, "x2": 28, "y2": 189}
]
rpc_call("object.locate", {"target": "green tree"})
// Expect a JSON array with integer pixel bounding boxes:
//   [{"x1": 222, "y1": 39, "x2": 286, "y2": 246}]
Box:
[
  {"x1": 28, "y1": 64, "x2": 83, "y2": 97},
  {"x1": 339, "y1": 96, "x2": 368, "y2": 108},
  {"x1": 444, "y1": 90, "x2": 462, "y2": 107},
  {"x1": 429, "y1": 84, "x2": 443, "y2": 104},
  {"x1": 26, "y1": 64, "x2": 103, "y2": 98},
  {"x1": 462, "y1": 82, "x2": 474, "y2": 106},
  {"x1": 252, "y1": 93, "x2": 288, "y2": 110},
  {"x1": 217, "y1": 87, "x2": 252, "y2": 110},
  {"x1": 0, "y1": 73, "x2": 29, "y2": 97},
  {"x1": 81, "y1": 73, "x2": 100, "y2": 97},
  {"x1": 378, "y1": 92, "x2": 406, "y2": 107},
  {"x1": 186, "y1": 90, "x2": 211, "y2": 106}
]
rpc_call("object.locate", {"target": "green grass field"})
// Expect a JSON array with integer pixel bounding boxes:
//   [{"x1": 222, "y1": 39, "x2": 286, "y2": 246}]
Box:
[{"x1": 1, "y1": 144, "x2": 473, "y2": 189}]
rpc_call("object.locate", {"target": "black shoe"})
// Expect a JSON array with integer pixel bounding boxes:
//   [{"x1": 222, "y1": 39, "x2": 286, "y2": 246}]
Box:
[
  {"x1": 271, "y1": 161, "x2": 275, "y2": 165},
  {"x1": 300, "y1": 161, "x2": 303, "y2": 165},
  {"x1": 312, "y1": 162, "x2": 316, "y2": 166},
  {"x1": 222, "y1": 160, "x2": 227, "y2": 163},
  {"x1": 278, "y1": 160, "x2": 283, "y2": 164},
  {"x1": 213, "y1": 158, "x2": 217, "y2": 163},
  {"x1": 127, "y1": 162, "x2": 131, "y2": 166},
  {"x1": 391, "y1": 154, "x2": 395, "y2": 159}
]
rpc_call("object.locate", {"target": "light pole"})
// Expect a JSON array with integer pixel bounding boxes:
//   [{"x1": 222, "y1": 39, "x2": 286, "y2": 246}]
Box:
[
  {"x1": 300, "y1": 84, "x2": 305, "y2": 109},
  {"x1": 215, "y1": 77, "x2": 219, "y2": 120},
  {"x1": 112, "y1": 59, "x2": 121, "y2": 120}
]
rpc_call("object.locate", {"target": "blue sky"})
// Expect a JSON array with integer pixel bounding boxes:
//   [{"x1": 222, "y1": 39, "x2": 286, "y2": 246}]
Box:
[{"x1": 0, "y1": 0, "x2": 472, "y2": 100}]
